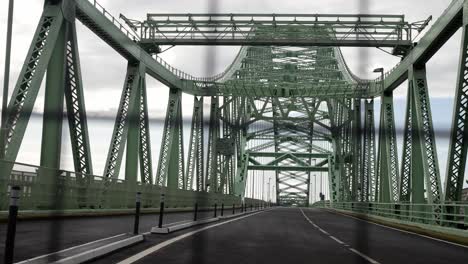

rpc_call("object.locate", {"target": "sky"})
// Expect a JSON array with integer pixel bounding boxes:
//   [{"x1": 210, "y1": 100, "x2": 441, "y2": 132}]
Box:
[{"x1": 0, "y1": 0, "x2": 467, "y2": 188}]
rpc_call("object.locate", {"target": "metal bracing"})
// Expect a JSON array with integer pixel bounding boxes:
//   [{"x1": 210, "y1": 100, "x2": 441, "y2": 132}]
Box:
[
  {"x1": 206, "y1": 96, "x2": 220, "y2": 192},
  {"x1": 445, "y1": 7, "x2": 468, "y2": 202},
  {"x1": 186, "y1": 96, "x2": 204, "y2": 191},
  {"x1": 0, "y1": 6, "x2": 64, "y2": 181},
  {"x1": 134, "y1": 13, "x2": 416, "y2": 49},
  {"x1": 156, "y1": 88, "x2": 185, "y2": 190},
  {"x1": 402, "y1": 66, "x2": 442, "y2": 210},
  {"x1": 138, "y1": 77, "x2": 153, "y2": 184},
  {"x1": 64, "y1": 21, "x2": 93, "y2": 176},
  {"x1": 40, "y1": 18, "x2": 67, "y2": 171},
  {"x1": 377, "y1": 92, "x2": 399, "y2": 202},
  {"x1": 362, "y1": 100, "x2": 376, "y2": 202},
  {"x1": 351, "y1": 99, "x2": 362, "y2": 201},
  {"x1": 103, "y1": 63, "x2": 140, "y2": 181},
  {"x1": 400, "y1": 86, "x2": 413, "y2": 202}
]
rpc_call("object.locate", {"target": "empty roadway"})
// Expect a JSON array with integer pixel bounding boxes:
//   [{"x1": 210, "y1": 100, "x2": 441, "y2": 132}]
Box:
[{"x1": 89, "y1": 208, "x2": 468, "y2": 264}]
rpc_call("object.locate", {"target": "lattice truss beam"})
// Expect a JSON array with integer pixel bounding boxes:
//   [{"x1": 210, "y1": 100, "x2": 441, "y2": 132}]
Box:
[
  {"x1": 132, "y1": 13, "x2": 415, "y2": 48},
  {"x1": 0, "y1": 5, "x2": 93, "y2": 188}
]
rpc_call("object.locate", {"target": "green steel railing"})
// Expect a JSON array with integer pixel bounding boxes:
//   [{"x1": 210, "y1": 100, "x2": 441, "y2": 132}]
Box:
[
  {"x1": 315, "y1": 201, "x2": 468, "y2": 229},
  {"x1": 0, "y1": 160, "x2": 261, "y2": 211}
]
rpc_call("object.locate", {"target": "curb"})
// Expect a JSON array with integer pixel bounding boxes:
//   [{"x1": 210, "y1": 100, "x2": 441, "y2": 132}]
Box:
[
  {"x1": 16, "y1": 234, "x2": 144, "y2": 264},
  {"x1": 151, "y1": 218, "x2": 219, "y2": 234},
  {"x1": 150, "y1": 208, "x2": 270, "y2": 234}
]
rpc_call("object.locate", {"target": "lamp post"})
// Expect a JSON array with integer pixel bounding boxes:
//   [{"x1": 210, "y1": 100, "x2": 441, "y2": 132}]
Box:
[{"x1": 373, "y1": 67, "x2": 384, "y2": 91}]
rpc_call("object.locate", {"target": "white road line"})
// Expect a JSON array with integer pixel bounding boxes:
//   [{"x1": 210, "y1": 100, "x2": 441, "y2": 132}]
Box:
[
  {"x1": 349, "y1": 248, "x2": 380, "y2": 264},
  {"x1": 325, "y1": 209, "x2": 468, "y2": 249},
  {"x1": 329, "y1": 236, "x2": 345, "y2": 244},
  {"x1": 300, "y1": 209, "x2": 381, "y2": 264},
  {"x1": 117, "y1": 210, "x2": 267, "y2": 264}
]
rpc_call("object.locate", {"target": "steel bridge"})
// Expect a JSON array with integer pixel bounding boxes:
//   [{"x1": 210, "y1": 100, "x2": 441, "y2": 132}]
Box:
[{"x1": 1, "y1": 0, "x2": 468, "y2": 263}]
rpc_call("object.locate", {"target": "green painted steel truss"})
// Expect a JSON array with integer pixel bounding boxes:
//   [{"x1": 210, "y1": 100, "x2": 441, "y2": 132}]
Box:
[{"x1": 1, "y1": 0, "x2": 468, "y2": 214}]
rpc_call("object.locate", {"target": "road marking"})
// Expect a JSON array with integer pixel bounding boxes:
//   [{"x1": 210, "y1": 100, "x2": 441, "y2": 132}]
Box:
[
  {"x1": 117, "y1": 210, "x2": 268, "y2": 264},
  {"x1": 329, "y1": 235, "x2": 345, "y2": 244},
  {"x1": 350, "y1": 248, "x2": 380, "y2": 264},
  {"x1": 325, "y1": 209, "x2": 468, "y2": 249},
  {"x1": 300, "y1": 209, "x2": 381, "y2": 264}
]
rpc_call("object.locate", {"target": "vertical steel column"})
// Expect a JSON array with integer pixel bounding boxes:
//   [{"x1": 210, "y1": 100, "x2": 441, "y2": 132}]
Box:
[
  {"x1": 156, "y1": 88, "x2": 184, "y2": 190},
  {"x1": 234, "y1": 97, "x2": 249, "y2": 197},
  {"x1": 138, "y1": 77, "x2": 154, "y2": 184},
  {"x1": 64, "y1": 22, "x2": 93, "y2": 176},
  {"x1": 186, "y1": 96, "x2": 204, "y2": 191},
  {"x1": 206, "y1": 96, "x2": 220, "y2": 192},
  {"x1": 407, "y1": 66, "x2": 442, "y2": 208},
  {"x1": 125, "y1": 64, "x2": 145, "y2": 187},
  {"x1": 400, "y1": 84, "x2": 413, "y2": 202},
  {"x1": 40, "y1": 20, "x2": 67, "y2": 170},
  {"x1": 362, "y1": 99, "x2": 376, "y2": 202},
  {"x1": 377, "y1": 92, "x2": 399, "y2": 202},
  {"x1": 103, "y1": 64, "x2": 140, "y2": 180},
  {"x1": 445, "y1": 2, "x2": 468, "y2": 203},
  {"x1": 327, "y1": 99, "x2": 342, "y2": 203},
  {"x1": 0, "y1": 7, "x2": 64, "y2": 186},
  {"x1": 351, "y1": 99, "x2": 361, "y2": 201}
]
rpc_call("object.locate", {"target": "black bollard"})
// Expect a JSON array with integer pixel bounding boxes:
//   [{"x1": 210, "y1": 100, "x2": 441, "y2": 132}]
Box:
[
  {"x1": 158, "y1": 193, "x2": 165, "y2": 228},
  {"x1": 221, "y1": 203, "x2": 224, "y2": 216},
  {"x1": 194, "y1": 203, "x2": 198, "y2": 221},
  {"x1": 251, "y1": 204, "x2": 253, "y2": 211},
  {"x1": 232, "y1": 204, "x2": 235, "y2": 215},
  {"x1": 4, "y1": 186, "x2": 20, "y2": 264},
  {"x1": 214, "y1": 203, "x2": 217, "y2": 217},
  {"x1": 133, "y1": 192, "x2": 141, "y2": 235}
]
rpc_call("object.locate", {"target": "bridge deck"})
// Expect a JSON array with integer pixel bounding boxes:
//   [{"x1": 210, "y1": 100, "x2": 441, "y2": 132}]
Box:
[
  {"x1": 86, "y1": 208, "x2": 468, "y2": 264},
  {"x1": 0, "y1": 211, "x2": 221, "y2": 262}
]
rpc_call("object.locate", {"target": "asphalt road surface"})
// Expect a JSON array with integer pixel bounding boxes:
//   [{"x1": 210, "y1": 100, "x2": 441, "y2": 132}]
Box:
[
  {"x1": 0, "y1": 208, "x2": 229, "y2": 262},
  {"x1": 88, "y1": 208, "x2": 468, "y2": 264}
]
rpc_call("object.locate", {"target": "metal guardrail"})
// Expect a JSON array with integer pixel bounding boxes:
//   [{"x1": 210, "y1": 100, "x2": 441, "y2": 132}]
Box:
[
  {"x1": 315, "y1": 201, "x2": 468, "y2": 229},
  {"x1": 0, "y1": 160, "x2": 262, "y2": 210},
  {"x1": 87, "y1": 0, "x2": 140, "y2": 41}
]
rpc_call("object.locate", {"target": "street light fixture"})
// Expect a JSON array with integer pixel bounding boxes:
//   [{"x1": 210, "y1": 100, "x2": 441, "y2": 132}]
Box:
[{"x1": 373, "y1": 67, "x2": 385, "y2": 93}]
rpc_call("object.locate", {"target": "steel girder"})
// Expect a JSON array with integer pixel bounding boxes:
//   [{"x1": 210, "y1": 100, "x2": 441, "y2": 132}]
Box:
[
  {"x1": 101, "y1": 62, "x2": 153, "y2": 205},
  {"x1": 351, "y1": 99, "x2": 362, "y2": 201},
  {"x1": 135, "y1": 14, "x2": 414, "y2": 49},
  {"x1": 0, "y1": 5, "x2": 94, "y2": 206},
  {"x1": 377, "y1": 92, "x2": 399, "y2": 203},
  {"x1": 64, "y1": 22, "x2": 93, "y2": 177},
  {"x1": 399, "y1": 66, "x2": 442, "y2": 210},
  {"x1": 186, "y1": 96, "x2": 204, "y2": 191},
  {"x1": 362, "y1": 100, "x2": 376, "y2": 202},
  {"x1": 138, "y1": 77, "x2": 154, "y2": 185},
  {"x1": 156, "y1": 89, "x2": 185, "y2": 190},
  {"x1": 445, "y1": 6, "x2": 468, "y2": 203},
  {"x1": 206, "y1": 96, "x2": 220, "y2": 192}
]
